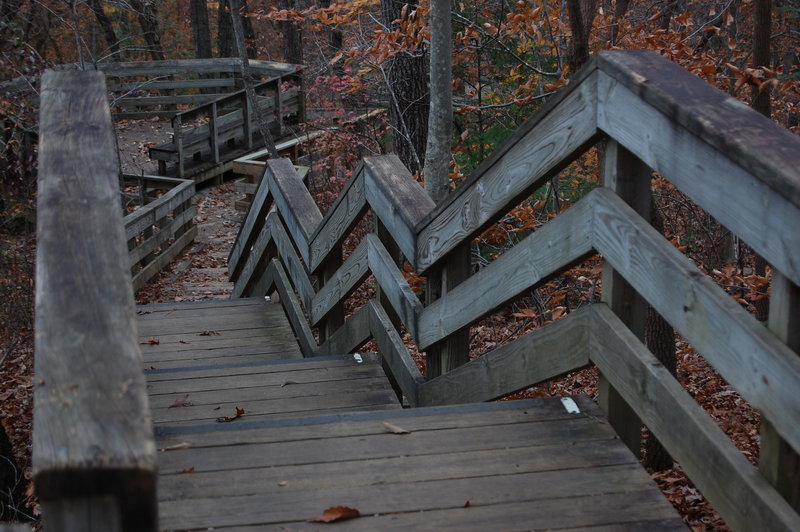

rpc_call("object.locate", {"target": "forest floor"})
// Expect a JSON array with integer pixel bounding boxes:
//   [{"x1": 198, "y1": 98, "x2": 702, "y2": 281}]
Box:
[{"x1": 0, "y1": 118, "x2": 756, "y2": 530}]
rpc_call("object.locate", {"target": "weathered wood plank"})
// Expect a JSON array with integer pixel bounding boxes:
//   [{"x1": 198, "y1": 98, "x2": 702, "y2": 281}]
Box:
[
  {"x1": 363, "y1": 155, "x2": 435, "y2": 268},
  {"x1": 368, "y1": 301, "x2": 425, "y2": 405},
  {"x1": 124, "y1": 179, "x2": 195, "y2": 240},
  {"x1": 310, "y1": 237, "x2": 370, "y2": 326},
  {"x1": 309, "y1": 167, "x2": 367, "y2": 273},
  {"x1": 264, "y1": 158, "x2": 322, "y2": 264},
  {"x1": 262, "y1": 214, "x2": 316, "y2": 308},
  {"x1": 132, "y1": 225, "x2": 198, "y2": 292},
  {"x1": 314, "y1": 302, "x2": 373, "y2": 357},
  {"x1": 367, "y1": 234, "x2": 425, "y2": 339},
  {"x1": 415, "y1": 71, "x2": 600, "y2": 273},
  {"x1": 597, "y1": 71, "x2": 800, "y2": 287},
  {"x1": 419, "y1": 306, "x2": 591, "y2": 405},
  {"x1": 34, "y1": 70, "x2": 156, "y2": 530},
  {"x1": 265, "y1": 259, "x2": 318, "y2": 356},
  {"x1": 589, "y1": 303, "x2": 800, "y2": 532},
  {"x1": 592, "y1": 187, "x2": 800, "y2": 456},
  {"x1": 418, "y1": 197, "x2": 594, "y2": 350},
  {"x1": 41, "y1": 496, "x2": 122, "y2": 532},
  {"x1": 232, "y1": 211, "x2": 276, "y2": 298}
]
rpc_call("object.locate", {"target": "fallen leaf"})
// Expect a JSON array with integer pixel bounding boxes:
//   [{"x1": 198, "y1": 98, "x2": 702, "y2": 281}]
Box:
[
  {"x1": 217, "y1": 406, "x2": 245, "y2": 422},
  {"x1": 309, "y1": 506, "x2": 361, "y2": 523},
  {"x1": 199, "y1": 330, "x2": 220, "y2": 336},
  {"x1": 179, "y1": 467, "x2": 195, "y2": 474},
  {"x1": 179, "y1": 340, "x2": 190, "y2": 344},
  {"x1": 381, "y1": 421, "x2": 411, "y2": 434},
  {"x1": 463, "y1": 500, "x2": 471, "y2": 508},
  {"x1": 163, "y1": 442, "x2": 191, "y2": 451},
  {"x1": 140, "y1": 336, "x2": 160, "y2": 345},
  {"x1": 277, "y1": 481, "x2": 288, "y2": 487},
  {"x1": 168, "y1": 394, "x2": 193, "y2": 408},
  {"x1": 281, "y1": 379, "x2": 298, "y2": 387}
]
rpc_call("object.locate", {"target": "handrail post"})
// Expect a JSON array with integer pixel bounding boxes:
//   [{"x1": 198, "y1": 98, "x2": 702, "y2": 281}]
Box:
[
  {"x1": 35, "y1": 70, "x2": 157, "y2": 531},
  {"x1": 760, "y1": 272, "x2": 800, "y2": 510},
  {"x1": 242, "y1": 91, "x2": 253, "y2": 150},
  {"x1": 425, "y1": 243, "x2": 471, "y2": 379},
  {"x1": 173, "y1": 113, "x2": 184, "y2": 178},
  {"x1": 210, "y1": 101, "x2": 219, "y2": 164},
  {"x1": 598, "y1": 139, "x2": 647, "y2": 455}
]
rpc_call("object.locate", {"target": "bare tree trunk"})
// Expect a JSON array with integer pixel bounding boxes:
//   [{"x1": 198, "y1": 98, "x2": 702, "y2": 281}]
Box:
[
  {"x1": 218, "y1": 0, "x2": 234, "y2": 57},
  {"x1": 752, "y1": 0, "x2": 772, "y2": 323},
  {"x1": 609, "y1": 0, "x2": 630, "y2": 45},
  {"x1": 278, "y1": 0, "x2": 303, "y2": 65},
  {"x1": 88, "y1": 0, "x2": 122, "y2": 61},
  {"x1": 566, "y1": 0, "x2": 596, "y2": 74},
  {"x1": 424, "y1": 0, "x2": 452, "y2": 203},
  {"x1": 230, "y1": 0, "x2": 278, "y2": 157},
  {"x1": 190, "y1": 0, "x2": 212, "y2": 59},
  {"x1": 380, "y1": 0, "x2": 428, "y2": 175},
  {"x1": 130, "y1": 0, "x2": 166, "y2": 60},
  {"x1": 316, "y1": 0, "x2": 343, "y2": 55}
]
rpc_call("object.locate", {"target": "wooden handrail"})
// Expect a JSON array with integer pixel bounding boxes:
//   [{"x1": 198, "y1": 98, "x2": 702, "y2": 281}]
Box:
[
  {"x1": 35, "y1": 70, "x2": 157, "y2": 530},
  {"x1": 229, "y1": 50, "x2": 800, "y2": 530}
]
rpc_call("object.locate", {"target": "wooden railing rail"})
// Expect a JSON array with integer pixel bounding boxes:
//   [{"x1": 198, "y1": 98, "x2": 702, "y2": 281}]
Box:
[
  {"x1": 122, "y1": 174, "x2": 198, "y2": 292},
  {"x1": 229, "y1": 49, "x2": 800, "y2": 531},
  {"x1": 35, "y1": 71, "x2": 157, "y2": 530}
]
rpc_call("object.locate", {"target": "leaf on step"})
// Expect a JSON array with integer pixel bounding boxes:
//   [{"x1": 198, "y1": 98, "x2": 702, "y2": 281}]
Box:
[
  {"x1": 309, "y1": 506, "x2": 361, "y2": 523},
  {"x1": 381, "y1": 421, "x2": 411, "y2": 434},
  {"x1": 179, "y1": 467, "x2": 195, "y2": 474},
  {"x1": 277, "y1": 481, "x2": 288, "y2": 487},
  {"x1": 179, "y1": 339, "x2": 190, "y2": 344},
  {"x1": 281, "y1": 379, "x2": 298, "y2": 387},
  {"x1": 168, "y1": 394, "x2": 193, "y2": 408},
  {"x1": 463, "y1": 500, "x2": 471, "y2": 508},
  {"x1": 139, "y1": 336, "x2": 160, "y2": 345},
  {"x1": 216, "y1": 406, "x2": 245, "y2": 422},
  {"x1": 199, "y1": 330, "x2": 220, "y2": 336},
  {"x1": 163, "y1": 442, "x2": 191, "y2": 451}
]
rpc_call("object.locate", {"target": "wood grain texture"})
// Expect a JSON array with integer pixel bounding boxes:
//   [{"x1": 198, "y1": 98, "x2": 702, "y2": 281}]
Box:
[
  {"x1": 368, "y1": 301, "x2": 425, "y2": 405},
  {"x1": 124, "y1": 179, "x2": 195, "y2": 239},
  {"x1": 415, "y1": 73, "x2": 599, "y2": 273},
  {"x1": 266, "y1": 214, "x2": 316, "y2": 309},
  {"x1": 232, "y1": 210, "x2": 278, "y2": 298},
  {"x1": 131, "y1": 224, "x2": 198, "y2": 292},
  {"x1": 367, "y1": 234, "x2": 425, "y2": 341},
  {"x1": 419, "y1": 307, "x2": 591, "y2": 406},
  {"x1": 265, "y1": 259, "x2": 317, "y2": 357},
  {"x1": 363, "y1": 155, "x2": 435, "y2": 268},
  {"x1": 264, "y1": 158, "x2": 321, "y2": 264},
  {"x1": 418, "y1": 197, "x2": 594, "y2": 350},
  {"x1": 310, "y1": 237, "x2": 370, "y2": 326},
  {"x1": 597, "y1": 71, "x2": 800, "y2": 287},
  {"x1": 35, "y1": 70, "x2": 156, "y2": 530},
  {"x1": 598, "y1": 50, "x2": 800, "y2": 210},
  {"x1": 592, "y1": 187, "x2": 800, "y2": 455},
  {"x1": 589, "y1": 303, "x2": 800, "y2": 532},
  {"x1": 228, "y1": 162, "x2": 273, "y2": 283},
  {"x1": 315, "y1": 302, "x2": 373, "y2": 358},
  {"x1": 309, "y1": 167, "x2": 368, "y2": 273}
]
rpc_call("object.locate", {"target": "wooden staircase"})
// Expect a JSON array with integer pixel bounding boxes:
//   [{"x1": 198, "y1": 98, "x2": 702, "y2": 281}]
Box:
[{"x1": 138, "y1": 299, "x2": 682, "y2": 530}]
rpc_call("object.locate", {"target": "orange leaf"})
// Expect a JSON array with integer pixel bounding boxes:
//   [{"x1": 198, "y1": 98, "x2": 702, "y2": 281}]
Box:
[
  {"x1": 216, "y1": 406, "x2": 245, "y2": 423},
  {"x1": 309, "y1": 506, "x2": 361, "y2": 523},
  {"x1": 140, "y1": 336, "x2": 160, "y2": 345},
  {"x1": 178, "y1": 467, "x2": 195, "y2": 474}
]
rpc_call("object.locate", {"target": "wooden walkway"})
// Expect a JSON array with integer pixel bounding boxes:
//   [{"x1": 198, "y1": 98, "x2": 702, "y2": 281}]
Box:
[{"x1": 137, "y1": 299, "x2": 684, "y2": 531}]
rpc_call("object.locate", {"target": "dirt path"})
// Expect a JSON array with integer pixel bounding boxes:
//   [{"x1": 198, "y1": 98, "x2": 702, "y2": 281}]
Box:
[{"x1": 114, "y1": 118, "x2": 243, "y2": 304}]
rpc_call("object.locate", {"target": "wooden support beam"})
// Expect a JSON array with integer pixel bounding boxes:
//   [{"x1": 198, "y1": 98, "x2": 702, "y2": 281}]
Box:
[
  {"x1": 35, "y1": 70, "x2": 157, "y2": 531},
  {"x1": 597, "y1": 139, "x2": 648, "y2": 455}
]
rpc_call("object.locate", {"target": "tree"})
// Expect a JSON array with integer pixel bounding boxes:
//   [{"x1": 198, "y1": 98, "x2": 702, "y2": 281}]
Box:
[
  {"x1": 424, "y1": 0, "x2": 452, "y2": 203},
  {"x1": 278, "y1": 0, "x2": 303, "y2": 65},
  {"x1": 88, "y1": 0, "x2": 122, "y2": 61},
  {"x1": 566, "y1": 0, "x2": 596, "y2": 74},
  {"x1": 190, "y1": 0, "x2": 212, "y2": 59},
  {"x1": 380, "y1": 0, "x2": 428, "y2": 175},
  {"x1": 129, "y1": 0, "x2": 166, "y2": 61}
]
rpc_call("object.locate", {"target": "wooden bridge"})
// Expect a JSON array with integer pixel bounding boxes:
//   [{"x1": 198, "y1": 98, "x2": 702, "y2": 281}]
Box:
[{"x1": 31, "y1": 51, "x2": 800, "y2": 531}]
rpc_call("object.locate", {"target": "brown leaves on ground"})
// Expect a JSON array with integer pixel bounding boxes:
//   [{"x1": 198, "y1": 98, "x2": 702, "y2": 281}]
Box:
[
  {"x1": 168, "y1": 394, "x2": 193, "y2": 408},
  {"x1": 139, "y1": 336, "x2": 160, "y2": 345},
  {"x1": 199, "y1": 330, "x2": 220, "y2": 336},
  {"x1": 381, "y1": 421, "x2": 411, "y2": 434},
  {"x1": 216, "y1": 406, "x2": 246, "y2": 422},
  {"x1": 309, "y1": 506, "x2": 361, "y2": 523}
]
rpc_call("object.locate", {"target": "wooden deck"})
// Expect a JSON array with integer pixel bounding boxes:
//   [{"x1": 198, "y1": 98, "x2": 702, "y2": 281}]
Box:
[{"x1": 136, "y1": 298, "x2": 684, "y2": 531}]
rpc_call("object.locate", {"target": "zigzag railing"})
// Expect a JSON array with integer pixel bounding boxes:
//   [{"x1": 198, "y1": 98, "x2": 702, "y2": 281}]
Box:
[{"x1": 228, "y1": 50, "x2": 800, "y2": 531}]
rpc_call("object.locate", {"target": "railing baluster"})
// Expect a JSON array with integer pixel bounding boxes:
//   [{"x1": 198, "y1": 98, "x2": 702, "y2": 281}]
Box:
[
  {"x1": 598, "y1": 139, "x2": 648, "y2": 454},
  {"x1": 760, "y1": 272, "x2": 800, "y2": 511}
]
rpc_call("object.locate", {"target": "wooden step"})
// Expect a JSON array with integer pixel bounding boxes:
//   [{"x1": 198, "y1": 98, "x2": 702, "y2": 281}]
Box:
[{"x1": 154, "y1": 396, "x2": 684, "y2": 531}]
